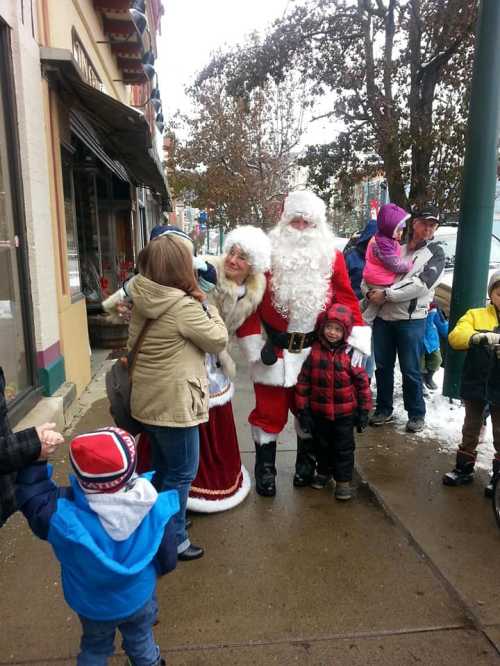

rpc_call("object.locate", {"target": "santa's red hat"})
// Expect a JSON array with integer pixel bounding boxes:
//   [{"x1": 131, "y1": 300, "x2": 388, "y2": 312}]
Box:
[{"x1": 69, "y1": 427, "x2": 137, "y2": 494}]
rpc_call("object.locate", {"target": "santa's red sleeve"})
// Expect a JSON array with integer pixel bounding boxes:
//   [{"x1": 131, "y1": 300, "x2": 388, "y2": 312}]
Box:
[
  {"x1": 331, "y1": 250, "x2": 363, "y2": 325},
  {"x1": 331, "y1": 250, "x2": 372, "y2": 356}
]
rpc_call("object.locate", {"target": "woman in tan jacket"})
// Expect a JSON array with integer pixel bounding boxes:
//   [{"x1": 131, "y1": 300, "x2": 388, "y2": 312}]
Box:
[{"x1": 127, "y1": 235, "x2": 228, "y2": 561}]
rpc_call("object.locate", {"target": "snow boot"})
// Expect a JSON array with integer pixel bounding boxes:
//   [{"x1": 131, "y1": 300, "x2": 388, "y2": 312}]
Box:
[
  {"x1": 310, "y1": 473, "x2": 332, "y2": 490},
  {"x1": 254, "y1": 442, "x2": 277, "y2": 497},
  {"x1": 484, "y1": 455, "x2": 500, "y2": 498},
  {"x1": 442, "y1": 449, "x2": 476, "y2": 486},
  {"x1": 423, "y1": 372, "x2": 438, "y2": 391},
  {"x1": 293, "y1": 436, "x2": 316, "y2": 487},
  {"x1": 335, "y1": 481, "x2": 353, "y2": 501}
]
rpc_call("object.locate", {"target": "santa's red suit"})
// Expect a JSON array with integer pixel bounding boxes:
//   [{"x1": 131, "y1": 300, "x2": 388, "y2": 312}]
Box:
[
  {"x1": 235, "y1": 190, "x2": 371, "y2": 495},
  {"x1": 238, "y1": 252, "x2": 368, "y2": 435}
]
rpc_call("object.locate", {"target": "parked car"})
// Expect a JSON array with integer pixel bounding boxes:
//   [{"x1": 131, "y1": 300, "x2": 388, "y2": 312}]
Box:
[{"x1": 433, "y1": 225, "x2": 500, "y2": 317}]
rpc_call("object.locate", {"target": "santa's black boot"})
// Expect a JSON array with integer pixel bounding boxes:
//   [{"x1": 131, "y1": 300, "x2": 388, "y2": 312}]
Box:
[
  {"x1": 484, "y1": 455, "x2": 500, "y2": 498},
  {"x1": 442, "y1": 450, "x2": 476, "y2": 486},
  {"x1": 255, "y1": 442, "x2": 277, "y2": 497},
  {"x1": 293, "y1": 436, "x2": 316, "y2": 487}
]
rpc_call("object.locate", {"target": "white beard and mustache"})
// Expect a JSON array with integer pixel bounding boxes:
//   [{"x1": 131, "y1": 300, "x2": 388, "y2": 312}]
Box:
[{"x1": 269, "y1": 222, "x2": 337, "y2": 332}]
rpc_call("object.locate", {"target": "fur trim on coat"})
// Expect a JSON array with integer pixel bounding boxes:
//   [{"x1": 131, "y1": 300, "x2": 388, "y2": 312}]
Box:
[
  {"x1": 205, "y1": 255, "x2": 266, "y2": 379},
  {"x1": 207, "y1": 256, "x2": 266, "y2": 336}
]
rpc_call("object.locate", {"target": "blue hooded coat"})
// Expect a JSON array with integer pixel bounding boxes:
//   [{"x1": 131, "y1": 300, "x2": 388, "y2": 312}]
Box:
[
  {"x1": 344, "y1": 220, "x2": 377, "y2": 299},
  {"x1": 16, "y1": 464, "x2": 179, "y2": 621}
]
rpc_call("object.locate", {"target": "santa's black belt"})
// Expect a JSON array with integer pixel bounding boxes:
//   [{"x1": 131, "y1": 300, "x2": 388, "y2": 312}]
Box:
[{"x1": 263, "y1": 322, "x2": 316, "y2": 354}]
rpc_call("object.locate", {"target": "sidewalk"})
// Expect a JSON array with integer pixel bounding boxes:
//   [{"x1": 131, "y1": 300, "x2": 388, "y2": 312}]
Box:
[
  {"x1": 1, "y1": 357, "x2": 500, "y2": 664},
  {"x1": 356, "y1": 416, "x2": 500, "y2": 650}
]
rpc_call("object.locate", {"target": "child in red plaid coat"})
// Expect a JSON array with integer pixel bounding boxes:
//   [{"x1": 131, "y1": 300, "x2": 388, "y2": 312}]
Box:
[{"x1": 295, "y1": 303, "x2": 372, "y2": 500}]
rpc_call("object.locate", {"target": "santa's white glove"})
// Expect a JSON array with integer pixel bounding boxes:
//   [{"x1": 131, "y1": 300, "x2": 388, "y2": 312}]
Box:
[
  {"x1": 351, "y1": 348, "x2": 366, "y2": 368},
  {"x1": 471, "y1": 332, "x2": 500, "y2": 346}
]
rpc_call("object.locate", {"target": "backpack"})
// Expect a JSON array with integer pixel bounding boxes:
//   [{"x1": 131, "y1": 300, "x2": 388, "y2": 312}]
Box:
[{"x1": 105, "y1": 320, "x2": 153, "y2": 436}]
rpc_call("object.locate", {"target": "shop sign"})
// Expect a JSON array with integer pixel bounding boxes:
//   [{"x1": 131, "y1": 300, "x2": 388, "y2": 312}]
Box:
[{"x1": 72, "y1": 33, "x2": 104, "y2": 92}]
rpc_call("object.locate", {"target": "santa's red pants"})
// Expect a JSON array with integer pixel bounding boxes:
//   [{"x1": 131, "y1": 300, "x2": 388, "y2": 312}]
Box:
[{"x1": 248, "y1": 383, "x2": 297, "y2": 441}]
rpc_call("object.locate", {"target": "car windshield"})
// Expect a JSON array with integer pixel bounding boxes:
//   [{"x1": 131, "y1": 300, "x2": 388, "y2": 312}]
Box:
[{"x1": 437, "y1": 233, "x2": 500, "y2": 268}]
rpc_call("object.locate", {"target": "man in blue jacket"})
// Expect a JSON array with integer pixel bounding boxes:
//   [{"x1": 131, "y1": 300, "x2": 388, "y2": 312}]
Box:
[
  {"x1": 16, "y1": 427, "x2": 179, "y2": 666},
  {"x1": 344, "y1": 219, "x2": 377, "y2": 299}
]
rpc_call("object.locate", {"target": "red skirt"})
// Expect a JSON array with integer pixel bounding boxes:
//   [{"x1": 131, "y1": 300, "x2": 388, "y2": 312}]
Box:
[{"x1": 188, "y1": 400, "x2": 250, "y2": 513}]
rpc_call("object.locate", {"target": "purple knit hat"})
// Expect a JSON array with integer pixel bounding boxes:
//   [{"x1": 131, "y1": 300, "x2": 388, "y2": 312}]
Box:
[{"x1": 376, "y1": 204, "x2": 410, "y2": 239}]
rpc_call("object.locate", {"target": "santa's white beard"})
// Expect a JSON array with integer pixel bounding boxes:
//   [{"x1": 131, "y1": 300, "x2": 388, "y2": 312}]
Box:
[{"x1": 270, "y1": 223, "x2": 336, "y2": 332}]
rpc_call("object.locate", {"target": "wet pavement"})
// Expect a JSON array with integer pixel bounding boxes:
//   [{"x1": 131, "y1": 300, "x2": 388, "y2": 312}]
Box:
[{"x1": 1, "y1": 357, "x2": 500, "y2": 664}]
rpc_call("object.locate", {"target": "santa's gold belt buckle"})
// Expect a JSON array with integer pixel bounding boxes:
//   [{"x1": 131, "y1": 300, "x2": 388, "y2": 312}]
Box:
[{"x1": 288, "y1": 332, "x2": 306, "y2": 353}]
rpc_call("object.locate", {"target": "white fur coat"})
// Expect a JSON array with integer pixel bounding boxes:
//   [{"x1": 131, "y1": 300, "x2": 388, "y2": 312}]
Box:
[{"x1": 206, "y1": 255, "x2": 266, "y2": 378}]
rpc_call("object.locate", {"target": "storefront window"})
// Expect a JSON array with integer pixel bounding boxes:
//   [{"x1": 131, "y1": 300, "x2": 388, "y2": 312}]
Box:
[
  {"x1": 0, "y1": 38, "x2": 30, "y2": 402},
  {"x1": 61, "y1": 147, "x2": 82, "y2": 297}
]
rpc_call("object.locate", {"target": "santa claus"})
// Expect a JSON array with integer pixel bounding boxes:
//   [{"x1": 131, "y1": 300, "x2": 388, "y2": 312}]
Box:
[{"x1": 237, "y1": 190, "x2": 371, "y2": 496}]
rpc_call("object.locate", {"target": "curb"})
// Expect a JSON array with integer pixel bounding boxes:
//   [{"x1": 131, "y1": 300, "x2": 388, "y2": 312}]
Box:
[{"x1": 353, "y1": 462, "x2": 500, "y2": 655}]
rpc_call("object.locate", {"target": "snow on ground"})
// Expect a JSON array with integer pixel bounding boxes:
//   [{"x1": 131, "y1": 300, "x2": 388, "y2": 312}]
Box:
[{"x1": 386, "y1": 366, "x2": 494, "y2": 471}]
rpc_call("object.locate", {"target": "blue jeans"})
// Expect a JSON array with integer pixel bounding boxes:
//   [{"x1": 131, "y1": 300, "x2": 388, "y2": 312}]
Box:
[
  {"x1": 145, "y1": 424, "x2": 200, "y2": 554},
  {"x1": 363, "y1": 334, "x2": 375, "y2": 379},
  {"x1": 373, "y1": 317, "x2": 426, "y2": 420},
  {"x1": 77, "y1": 595, "x2": 159, "y2": 666}
]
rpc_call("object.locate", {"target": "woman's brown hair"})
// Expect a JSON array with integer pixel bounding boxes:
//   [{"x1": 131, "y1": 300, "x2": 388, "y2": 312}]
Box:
[{"x1": 137, "y1": 235, "x2": 204, "y2": 302}]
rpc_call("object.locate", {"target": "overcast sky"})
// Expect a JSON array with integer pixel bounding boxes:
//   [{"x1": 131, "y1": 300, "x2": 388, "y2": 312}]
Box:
[
  {"x1": 157, "y1": 0, "x2": 338, "y2": 146},
  {"x1": 158, "y1": 0, "x2": 290, "y2": 117}
]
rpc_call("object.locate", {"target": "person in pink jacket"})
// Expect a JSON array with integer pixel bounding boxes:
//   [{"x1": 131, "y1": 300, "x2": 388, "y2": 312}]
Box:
[{"x1": 362, "y1": 203, "x2": 412, "y2": 324}]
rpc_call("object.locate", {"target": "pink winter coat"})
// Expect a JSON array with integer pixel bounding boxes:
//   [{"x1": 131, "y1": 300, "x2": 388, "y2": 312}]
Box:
[{"x1": 363, "y1": 237, "x2": 411, "y2": 286}]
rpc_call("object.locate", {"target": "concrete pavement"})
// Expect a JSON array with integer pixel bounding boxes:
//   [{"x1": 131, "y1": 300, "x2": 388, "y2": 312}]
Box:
[{"x1": 0, "y1": 357, "x2": 500, "y2": 664}]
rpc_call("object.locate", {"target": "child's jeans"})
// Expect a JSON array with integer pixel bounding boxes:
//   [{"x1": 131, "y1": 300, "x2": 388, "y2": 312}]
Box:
[
  {"x1": 460, "y1": 401, "x2": 500, "y2": 455},
  {"x1": 77, "y1": 595, "x2": 159, "y2": 666}
]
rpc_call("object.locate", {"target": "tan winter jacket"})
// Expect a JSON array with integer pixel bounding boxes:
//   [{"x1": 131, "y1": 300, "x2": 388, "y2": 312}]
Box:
[{"x1": 127, "y1": 275, "x2": 228, "y2": 427}]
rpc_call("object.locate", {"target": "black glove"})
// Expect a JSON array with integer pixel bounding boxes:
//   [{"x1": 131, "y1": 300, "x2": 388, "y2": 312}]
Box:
[
  {"x1": 356, "y1": 409, "x2": 369, "y2": 433},
  {"x1": 298, "y1": 409, "x2": 315, "y2": 435},
  {"x1": 260, "y1": 340, "x2": 278, "y2": 365}
]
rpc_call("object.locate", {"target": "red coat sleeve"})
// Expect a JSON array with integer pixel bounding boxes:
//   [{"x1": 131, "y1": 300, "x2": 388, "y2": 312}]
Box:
[
  {"x1": 331, "y1": 250, "x2": 364, "y2": 327},
  {"x1": 295, "y1": 355, "x2": 312, "y2": 411},
  {"x1": 350, "y1": 365, "x2": 373, "y2": 412}
]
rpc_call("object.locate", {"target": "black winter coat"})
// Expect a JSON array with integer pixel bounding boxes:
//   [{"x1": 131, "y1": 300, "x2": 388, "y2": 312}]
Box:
[
  {"x1": 461, "y1": 344, "x2": 500, "y2": 405},
  {"x1": 0, "y1": 368, "x2": 41, "y2": 527}
]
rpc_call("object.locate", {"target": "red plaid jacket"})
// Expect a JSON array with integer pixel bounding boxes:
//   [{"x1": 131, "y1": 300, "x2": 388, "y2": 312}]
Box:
[{"x1": 295, "y1": 340, "x2": 372, "y2": 420}]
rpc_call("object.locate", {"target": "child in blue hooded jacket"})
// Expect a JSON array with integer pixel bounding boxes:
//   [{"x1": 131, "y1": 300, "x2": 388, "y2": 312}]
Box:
[
  {"x1": 421, "y1": 303, "x2": 449, "y2": 390},
  {"x1": 16, "y1": 427, "x2": 179, "y2": 666}
]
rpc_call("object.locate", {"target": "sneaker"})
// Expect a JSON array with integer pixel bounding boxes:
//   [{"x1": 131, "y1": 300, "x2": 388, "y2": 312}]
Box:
[
  {"x1": 369, "y1": 411, "x2": 394, "y2": 426},
  {"x1": 335, "y1": 481, "x2": 352, "y2": 501},
  {"x1": 405, "y1": 417, "x2": 425, "y2": 433},
  {"x1": 310, "y1": 473, "x2": 332, "y2": 490}
]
